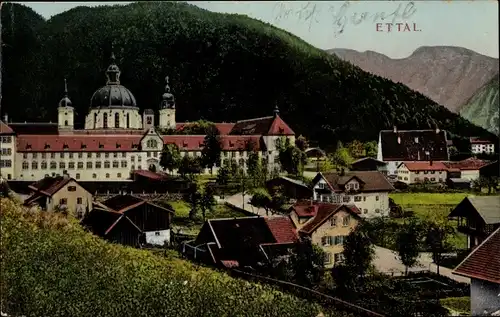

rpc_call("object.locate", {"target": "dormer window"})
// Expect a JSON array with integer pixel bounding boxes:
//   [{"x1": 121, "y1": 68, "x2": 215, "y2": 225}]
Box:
[
  {"x1": 99, "y1": 143, "x2": 104, "y2": 149},
  {"x1": 44, "y1": 143, "x2": 50, "y2": 149},
  {"x1": 183, "y1": 141, "x2": 188, "y2": 147},
  {"x1": 63, "y1": 143, "x2": 69, "y2": 150},
  {"x1": 81, "y1": 143, "x2": 87, "y2": 149},
  {"x1": 345, "y1": 184, "x2": 350, "y2": 190},
  {"x1": 132, "y1": 143, "x2": 139, "y2": 149},
  {"x1": 229, "y1": 141, "x2": 234, "y2": 147},
  {"x1": 25, "y1": 144, "x2": 32, "y2": 150},
  {"x1": 116, "y1": 143, "x2": 121, "y2": 149}
]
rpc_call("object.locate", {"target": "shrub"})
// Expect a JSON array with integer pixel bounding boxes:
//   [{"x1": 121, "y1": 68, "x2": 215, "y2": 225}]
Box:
[
  {"x1": 440, "y1": 297, "x2": 471, "y2": 314},
  {"x1": 0, "y1": 198, "x2": 351, "y2": 317}
]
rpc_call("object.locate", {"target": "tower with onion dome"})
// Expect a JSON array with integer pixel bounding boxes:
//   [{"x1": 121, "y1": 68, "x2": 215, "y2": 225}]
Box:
[
  {"x1": 57, "y1": 78, "x2": 74, "y2": 132},
  {"x1": 158, "y1": 76, "x2": 176, "y2": 130}
]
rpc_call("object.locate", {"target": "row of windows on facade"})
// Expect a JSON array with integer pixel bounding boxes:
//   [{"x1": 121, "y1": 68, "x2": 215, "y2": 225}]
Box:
[
  {"x1": 398, "y1": 176, "x2": 443, "y2": 182},
  {"x1": 22, "y1": 160, "x2": 134, "y2": 170},
  {"x1": 33, "y1": 172, "x2": 124, "y2": 180},
  {"x1": 1, "y1": 136, "x2": 12, "y2": 143},
  {"x1": 318, "y1": 182, "x2": 360, "y2": 191},
  {"x1": 84, "y1": 112, "x2": 136, "y2": 129},
  {"x1": 398, "y1": 170, "x2": 444, "y2": 174},
  {"x1": 317, "y1": 193, "x2": 380, "y2": 203},
  {"x1": 321, "y1": 235, "x2": 348, "y2": 246},
  {"x1": 324, "y1": 252, "x2": 344, "y2": 265}
]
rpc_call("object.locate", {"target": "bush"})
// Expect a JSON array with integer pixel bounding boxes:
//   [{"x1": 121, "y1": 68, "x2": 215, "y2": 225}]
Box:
[
  {"x1": 0, "y1": 198, "x2": 351, "y2": 317},
  {"x1": 440, "y1": 297, "x2": 471, "y2": 314}
]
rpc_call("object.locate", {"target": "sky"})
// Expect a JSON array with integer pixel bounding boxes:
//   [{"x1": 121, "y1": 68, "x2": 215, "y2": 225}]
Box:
[{"x1": 11, "y1": 1, "x2": 499, "y2": 59}]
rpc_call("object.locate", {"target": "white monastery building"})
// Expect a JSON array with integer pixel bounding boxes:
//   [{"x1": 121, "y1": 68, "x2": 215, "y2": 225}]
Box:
[{"x1": 0, "y1": 53, "x2": 295, "y2": 182}]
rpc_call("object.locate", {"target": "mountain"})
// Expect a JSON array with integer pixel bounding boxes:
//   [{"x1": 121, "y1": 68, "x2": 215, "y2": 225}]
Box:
[
  {"x1": 460, "y1": 75, "x2": 499, "y2": 135},
  {"x1": 0, "y1": 2, "x2": 495, "y2": 150},
  {"x1": 328, "y1": 47, "x2": 499, "y2": 114}
]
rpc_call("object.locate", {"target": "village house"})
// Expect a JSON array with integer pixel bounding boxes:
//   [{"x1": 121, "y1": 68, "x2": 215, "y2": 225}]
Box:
[
  {"x1": 470, "y1": 137, "x2": 496, "y2": 155},
  {"x1": 82, "y1": 194, "x2": 174, "y2": 246},
  {"x1": 444, "y1": 157, "x2": 497, "y2": 182},
  {"x1": 289, "y1": 202, "x2": 361, "y2": 267},
  {"x1": 377, "y1": 126, "x2": 449, "y2": 175},
  {"x1": 350, "y1": 157, "x2": 388, "y2": 175},
  {"x1": 311, "y1": 171, "x2": 394, "y2": 217},
  {"x1": 396, "y1": 161, "x2": 448, "y2": 184},
  {"x1": 23, "y1": 175, "x2": 93, "y2": 218},
  {"x1": 0, "y1": 53, "x2": 296, "y2": 183},
  {"x1": 265, "y1": 176, "x2": 312, "y2": 201},
  {"x1": 453, "y1": 227, "x2": 500, "y2": 316},
  {"x1": 182, "y1": 216, "x2": 298, "y2": 269},
  {"x1": 448, "y1": 196, "x2": 500, "y2": 249}
]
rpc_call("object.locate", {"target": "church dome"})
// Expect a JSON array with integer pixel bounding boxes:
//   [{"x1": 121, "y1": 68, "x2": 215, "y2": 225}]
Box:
[
  {"x1": 58, "y1": 78, "x2": 73, "y2": 108},
  {"x1": 90, "y1": 52, "x2": 138, "y2": 109},
  {"x1": 90, "y1": 84, "x2": 137, "y2": 108}
]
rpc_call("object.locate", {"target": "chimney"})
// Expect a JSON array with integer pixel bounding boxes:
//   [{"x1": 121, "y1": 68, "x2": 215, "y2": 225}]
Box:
[
  {"x1": 393, "y1": 126, "x2": 397, "y2": 133},
  {"x1": 3, "y1": 113, "x2": 7, "y2": 122}
]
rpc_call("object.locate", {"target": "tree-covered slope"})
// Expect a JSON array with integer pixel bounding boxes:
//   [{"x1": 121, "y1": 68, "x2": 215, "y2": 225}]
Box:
[
  {"x1": 1, "y1": 2, "x2": 495, "y2": 147},
  {"x1": 460, "y1": 75, "x2": 499, "y2": 135}
]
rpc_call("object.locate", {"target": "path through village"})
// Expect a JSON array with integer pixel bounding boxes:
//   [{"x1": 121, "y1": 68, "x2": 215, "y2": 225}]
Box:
[{"x1": 221, "y1": 192, "x2": 470, "y2": 284}]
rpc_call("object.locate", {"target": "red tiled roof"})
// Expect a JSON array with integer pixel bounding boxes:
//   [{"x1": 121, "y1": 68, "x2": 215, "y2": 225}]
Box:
[
  {"x1": 16, "y1": 134, "x2": 142, "y2": 152},
  {"x1": 265, "y1": 216, "x2": 299, "y2": 243},
  {"x1": 470, "y1": 137, "x2": 493, "y2": 144},
  {"x1": 229, "y1": 115, "x2": 295, "y2": 136},
  {"x1": 133, "y1": 169, "x2": 170, "y2": 181},
  {"x1": 0, "y1": 121, "x2": 14, "y2": 134},
  {"x1": 28, "y1": 176, "x2": 75, "y2": 197},
  {"x1": 444, "y1": 158, "x2": 493, "y2": 171},
  {"x1": 292, "y1": 203, "x2": 319, "y2": 217},
  {"x1": 317, "y1": 171, "x2": 394, "y2": 193},
  {"x1": 453, "y1": 227, "x2": 500, "y2": 284},
  {"x1": 401, "y1": 161, "x2": 448, "y2": 171},
  {"x1": 175, "y1": 122, "x2": 236, "y2": 135},
  {"x1": 296, "y1": 203, "x2": 361, "y2": 234}
]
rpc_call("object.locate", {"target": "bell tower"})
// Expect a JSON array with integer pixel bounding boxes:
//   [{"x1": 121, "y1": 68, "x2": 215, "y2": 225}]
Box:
[
  {"x1": 58, "y1": 78, "x2": 74, "y2": 133},
  {"x1": 158, "y1": 76, "x2": 176, "y2": 130}
]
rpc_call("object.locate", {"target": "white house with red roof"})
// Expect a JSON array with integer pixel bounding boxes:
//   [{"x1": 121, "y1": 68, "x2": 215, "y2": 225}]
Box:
[
  {"x1": 470, "y1": 137, "x2": 496, "y2": 155},
  {"x1": 2, "y1": 53, "x2": 295, "y2": 182}
]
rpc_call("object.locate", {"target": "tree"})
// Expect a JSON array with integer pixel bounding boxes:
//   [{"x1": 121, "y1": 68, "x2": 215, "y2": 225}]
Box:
[
  {"x1": 246, "y1": 150, "x2": 263, "y2": 188},
  {"x1": 277, "y1": 137, "x2": 307, "y2": 176},
  {"x1": 201, "y1": 126, "x2": 222, "y2": 174},
  {"x1": 331, "y1": 143, "x2": 353, "y2": 169},
  {"x1": 396, "y1": 217, "x2": 423, "y2": 275},
  {"x1": 448, "y1": 145, "x2": 458, "y2": 158},
  {"x1": 178, "y1": 156, "x2": 202, "y2": 180},
  {"x1": 199, "y1": 185, "x2": 216, "y2": 221},
  {"x1": 295, "y1": 135, "x2": 309, "y2": 151},
  {"x1": 269, "y1": 237, "x2": 325, "y2": 288},
  {"x1": 159, "y1": 143, "x2": 181, "y2": 174},
  {"x1": 342, "y1": 223, "x2": 375, "y2": 281},
  {"x1": 347, "y1": 140, "x2": 364, "y2": 158},
  {"x1": 249, "y1": 187, "x2": 272, "y2": 216},
  {"x1": 364, "y1": 141, "x2": 378, "y2": 158},
  {"x1": 269, "y1": 185, "x2": 287, "y2": 213},
  {"x1": 423, "y1": 220, "x2": 454, "y2": 275},
  {"x1": 216, "y1": 161, "x2": 231, "y2": 187},
  {"x1": 187, "y1": 182, "x2": 202, "y2": 220}
]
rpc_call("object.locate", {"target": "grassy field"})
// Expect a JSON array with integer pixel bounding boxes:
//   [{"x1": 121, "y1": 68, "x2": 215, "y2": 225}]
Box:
[{"x1": 390, "y1": 193, "x2": 469, "y2": 206}]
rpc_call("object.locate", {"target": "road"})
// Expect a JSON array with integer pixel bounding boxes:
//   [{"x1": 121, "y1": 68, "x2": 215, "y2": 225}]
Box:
[{"x1": 223, "y1": 192, "x2": 470, "y2": 284}]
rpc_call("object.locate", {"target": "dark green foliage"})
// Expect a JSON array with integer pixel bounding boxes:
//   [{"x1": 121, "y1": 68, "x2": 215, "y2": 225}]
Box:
[
  {"x1": 199, "y1": 184, "x2": 216, "y2": 221},
  {"x1": 178, "y1": 155, "x2": 203, "y2": 180},
  {"x1": 1, "y1": 2, "x2": 495, "y2": 146},
  {"x1": 160, "y1": 143, "x2": 181, "y2": 173},
  {"x1": 201, "y1": 126, "x2": 222, "y2": 172},
  {"x1": 396, "y1": 217, "x2": 425, "y2": 275},
  {"x1": 216, "y1": 162, "x2": 231, "y2": 186},
  {"x1": 331, "y1": 142, "x2": 354, "y2": 169},
  {"x1": 249, "y1": 187, "x2": 272, "y2": 215},
  {"x1": 268, "y1": 238, "x2": 326, "y2": 289},
  {"x1": 423, "y1": 220, "x2": 455, "y2": 275},
  {"x1": 277, "y1": 137, "x2": 307, "y2": 176},
  {"x1": 1, "y1": 198, "x2": 346, "y2": 317},
  {"x1": 339, "y1": 223, "x2": 375, "y2": 282},
  {"x1": 363, "y1": 141, "x2": 378, "y2": 158}
]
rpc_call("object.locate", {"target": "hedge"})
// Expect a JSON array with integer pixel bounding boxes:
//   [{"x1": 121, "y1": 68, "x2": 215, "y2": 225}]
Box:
[{"x1": 0, "y1": 198, "x2": 353, "y2": 317}]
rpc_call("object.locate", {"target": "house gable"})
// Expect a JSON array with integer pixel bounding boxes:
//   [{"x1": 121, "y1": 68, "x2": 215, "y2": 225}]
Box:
[{"x1": 140, "y1": 127, "x2": 163, "y2": 151}]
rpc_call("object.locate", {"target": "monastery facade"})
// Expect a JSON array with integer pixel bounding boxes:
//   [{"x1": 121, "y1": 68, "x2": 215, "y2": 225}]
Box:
[{"x1": 0, "y1": 54, "x2": 295, "y2": 182}]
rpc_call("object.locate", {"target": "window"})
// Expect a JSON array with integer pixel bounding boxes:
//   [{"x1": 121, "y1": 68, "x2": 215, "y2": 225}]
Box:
[
  {"x1": 77, "y1": 197, "x2": 82, "y2": 204},
  {"x1": 375, "y1": 209, "x2": 380, "y2": 213},
  {"x1": 334, "y1": 253, "x2": 345, "y2": 264},
  {"x1": 126, "y1": 113, "x2": 130, "y2": 128},
  {"x1": 424, "y1": 171, "x2": 428, "y2": 174},
  {"x1": 138, "y1": 156, "x2": 142, "y2": 162},
  {"x1": 31, "y1": 161, "x2": 38, "y2": 169},
  {"x1": 68, "y1": 162, "x2": 75, "y2": 169},
  {"x1": 87, "y1": 152, "x2": 92, "y2": 158},
  {"x1": 121, "y1": 161, "x2": 127, "y2": 168},
  {"x1": 342, "y1": 196, "x2": 351, "y2": 203},
  {"x1": 155, "y1": 231, "x2": 161, "y2": 236},
  {"x1": 138, "y1": 165, "x2": 142, "y2": 170},
  {"x1": 115, "y1": 112, "x2": 120, "y2": 128},
  {"x1": 104, "y1": 161, "x2": 110, "y2": 168},
  {"x1": 32, "y1": 153, "x2": 37, "y2": 159},
  {"x1": 77, "y1": 162, "x2": 84, "y2": 169},
  {"x1": 415, "y1": 171, "x2": 419, "y2": 174},
  {"x1": 76, "y1": 173, "x2": 80, "y2": 180},
  {"x1": 96, "y1": 162, "x2": 102, "y2": 169},
  {"x1": 96, "y1": 153, "x2": 101, "y2": 158},
  {"x1": 363, "y1": 197, "x2": 366, "y2": 202},
  {"x1": 41, "y1": 161, "x2": 47, "y2": 169},
  {"x1": 375, "y1": 196, "x2": 379, "y2": 201},
  {"x1": 430, "y1": 177, "x2": 435, "y2": 181},
  {"x1": 69, "y1": 153, "x2": 73, "y2": 159},
  {"x1": 131, "y1": 156, "x2": 135, "y2": 162},
  {"x1": 324, "y1": 253, "x2": 332, "y2": 264},
  {"x1": 113, "y1": 152, "x2": 118, "y2": 158},
  {"x1": 87, "y1": 162, "x2": 92, "y2": 169},
  {"x1": 117, "y1": 173, "x2": 122, "y2": 178},
  {"x1": 112, "y1": 161, "x2": 119, "y2": 168},
  {"x1": 23, "y1": 153, "x2": 28, "y2": 159},
  {"x1": 105, "y1": 153, "x2": 109, "y2": 158},
  {"x1": 122, "y1": 152, "x2": 126, "y2": 158},
  {"x1": 318, "y1": 183, "x2": 325, "y2": 189},
  {"x1": 59, "y1": 198, "x2": 68, "y2": 205},
  {"x1": 41, "y1": 153, "x2": 46, "y2": 159},
  {"x1": 330, "y1": 216, "x2": 337, "y2": 226},
  {"x1": 131, "y1": 165, "x2": 135, "y2": 170},
  {"x1": 67, "y1": 186, "x2": 76, "y2": 192},
  {"x1": 415, "y1": 177, "x2": 420, "y2": 182},
  {"x1": 354, "y1": 196, "x2": 362, "y2": 202},
  {"x1": 50, "y1": 153, "x2": 55, "y2": 159},
  {"x1": 78, "y1": 153, "x2": 83, "y2": 159},
  {"x1": 59, "y1": 162, "x2": 66, "y2": 169},
  {"x1": 103, "y1": 113, "x2": 108, "y2": 128},
  {"x1": 353, "y1": 183, "x2": 359, "y2": 190},
  {"x1": 60, "y1": 153, "x2": 64, "y2": 159},
  {"x1": 153, "y1": 152, "x2": 158, "y2": 157},
  {"x1": 147, "y1": 116, "x2": 152, "y2": 125},
  {"x1": 105, "y1": 173, "x2": 110, "y2": 178},
  {"x1": 342, "y1": 216, "x2": 351, "y2": 226},
  {"x1": 22, "y1": 161, "x2": 29, "y2": 170},
  {"x1": 430, "y1": 171, "x2": 435, "y2": 174},
  {"x1": 92, "y1": 173, "x2": 97, "y2": 179},
  {"x1": 147, "y1": 139, "x2": 158, "y2": 149},
  {"x1": 363, "y1": 209, "x2": 368, "y2": 214},
  {"x1": 404, "y1": 177, "x2": 408, "y2": 180},
  {"x1": 147, "y1": 152, "x2": 151, "y2": 157}
]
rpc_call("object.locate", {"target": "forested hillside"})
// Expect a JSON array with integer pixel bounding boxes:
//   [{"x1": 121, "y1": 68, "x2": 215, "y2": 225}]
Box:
[{"x1": 0, "y1": 2, "x2": 495, "y2": 148}]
